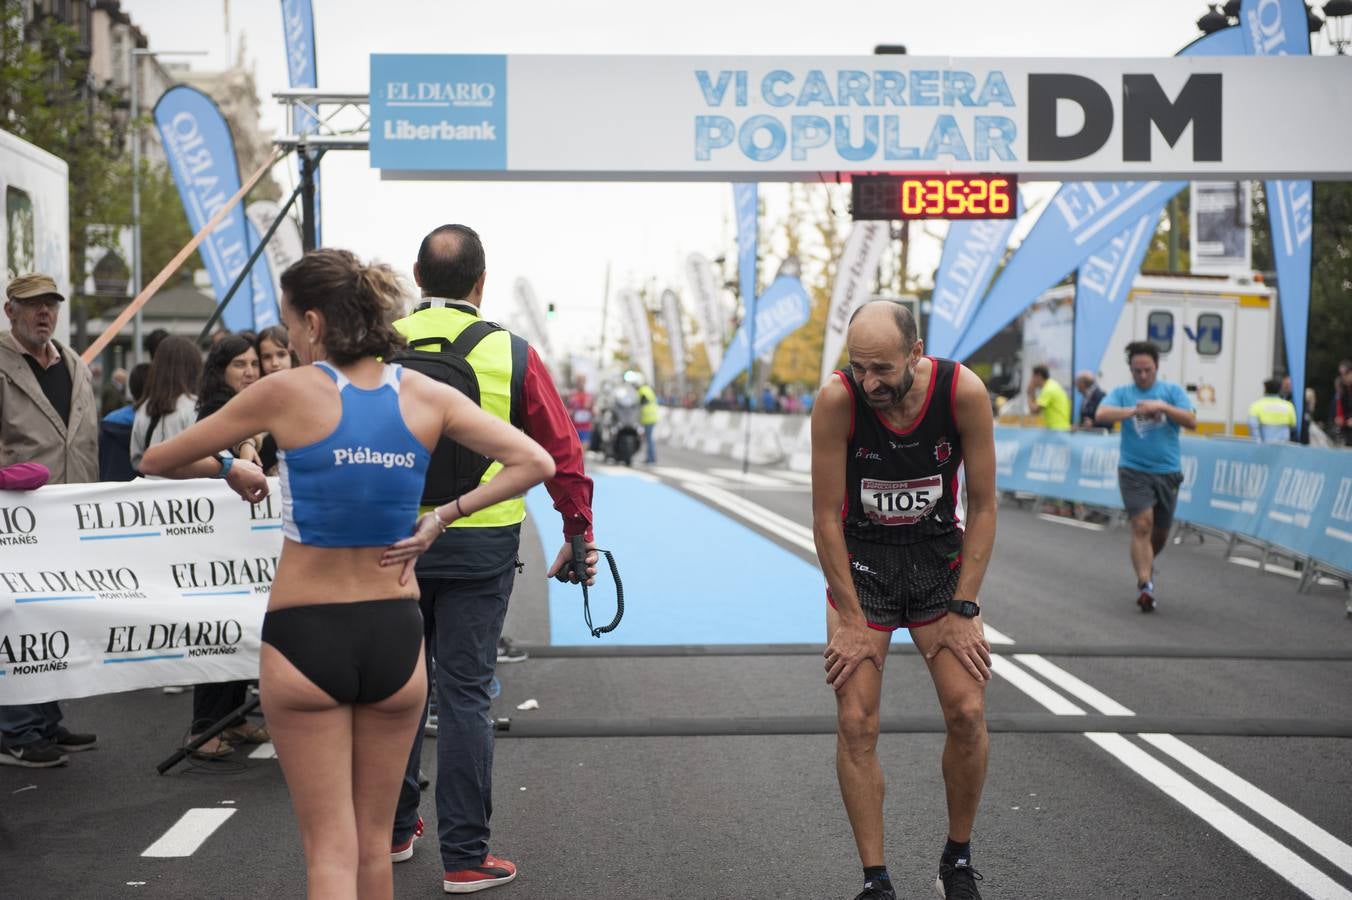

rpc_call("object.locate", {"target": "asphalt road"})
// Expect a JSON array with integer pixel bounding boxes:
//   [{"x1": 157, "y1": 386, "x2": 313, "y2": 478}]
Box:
[{"x1": 2, "y1": 441, "x2": 1349, "y2": 900}]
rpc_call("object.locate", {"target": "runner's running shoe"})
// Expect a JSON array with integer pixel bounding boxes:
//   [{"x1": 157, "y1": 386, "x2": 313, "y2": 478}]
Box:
[
  {"x1": 0, "y1": 739, "x2": 67, "y2": 768},
  {"x1": 444, "y1": 855, "x2": 517, "y2": 893},
  {"x1": 853, "y1": 880, "x2": 897, "y2": 899},
  {"x1": 935, "y1": 860, "x2": 984, "y2": 899},
  {"x1": 1137, "y1": 581, "x2": 1157, "y2": 612}
]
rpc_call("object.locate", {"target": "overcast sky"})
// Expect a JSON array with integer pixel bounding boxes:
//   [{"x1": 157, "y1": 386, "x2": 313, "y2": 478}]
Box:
[{"x1": 122, "y1": 0, "x2": 1219, "y2": 357}]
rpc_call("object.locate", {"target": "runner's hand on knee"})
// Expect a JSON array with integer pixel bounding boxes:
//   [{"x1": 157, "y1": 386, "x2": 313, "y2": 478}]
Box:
[
  {"x1": 823, "y1": 622, "x2": 884, "y2": 691},
  {"x1": 925, "y1": 617, "x2": 993, "y2": 683}
]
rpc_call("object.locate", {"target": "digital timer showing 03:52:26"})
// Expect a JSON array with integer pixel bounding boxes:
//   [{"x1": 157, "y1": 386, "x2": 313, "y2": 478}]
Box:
[{"x1": 850, "y1": 174, "x2": 1018, "y2": 221}]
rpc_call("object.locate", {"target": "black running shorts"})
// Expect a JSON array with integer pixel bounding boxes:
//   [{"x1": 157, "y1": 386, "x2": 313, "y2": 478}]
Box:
[
  {"x1": 1118, "y1": 466, "x2": 1184, "y2": 530},
  {"x1": 829, "y1": 530, "x2": 964, "y2": 631}
]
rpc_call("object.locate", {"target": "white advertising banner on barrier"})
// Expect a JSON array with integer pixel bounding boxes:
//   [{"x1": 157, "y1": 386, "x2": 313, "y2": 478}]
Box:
[
  {"x1": 370, "y1": 54, "x2": 1352, "y2": 180},
  {"x1": 0, "y1": 479, "x2": 282, "y2": 704}
]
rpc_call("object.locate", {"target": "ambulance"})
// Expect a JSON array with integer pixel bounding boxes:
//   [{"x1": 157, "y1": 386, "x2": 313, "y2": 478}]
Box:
[
  {"x1": 1012, "y1": 273, "x2": 1276, "y2": 436},
  {"x1": 1, "y1": 128, "x2": 71, "y2": 345}
]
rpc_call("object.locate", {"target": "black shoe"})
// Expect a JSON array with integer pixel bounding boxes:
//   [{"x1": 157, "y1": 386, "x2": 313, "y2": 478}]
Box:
[
  {"x1": 496, "y1": 637, "x2": 528, "y2": 664},
  {"x1": 50, "y1": 726, "x2": 98, "y2": 752},
  {"x1": 852, "y1": 882, "x2": 897, "y2": 900},
  {"x1": 0, "y1": 739, "x2": 67, "y2": 768},
  {"x1": 935, "y1": 860, "x2": 984, "y2": 899}
]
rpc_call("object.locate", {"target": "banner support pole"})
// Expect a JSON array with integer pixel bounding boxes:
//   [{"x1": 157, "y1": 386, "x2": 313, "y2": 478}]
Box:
[{"x1": 300, "y1": 147, "x2": 324, "y2": 251}]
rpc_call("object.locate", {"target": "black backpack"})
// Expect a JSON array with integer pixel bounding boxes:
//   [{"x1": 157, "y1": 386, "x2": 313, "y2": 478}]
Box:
[{"x1": 388, "y1": 319, "x2": 526, "y2": 505}]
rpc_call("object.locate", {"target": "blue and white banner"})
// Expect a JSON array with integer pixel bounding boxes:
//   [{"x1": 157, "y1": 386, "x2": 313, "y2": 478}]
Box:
[
  {"x1": 1071, "y1": 210, "x2": 1160, "y2": 418},
  {"x1": 368, "y1": 54, "x2": 1352, "y2": 179},
  {"x1": 704, "y1": 272, "x2": 810, "y2": 403},
  {"x1": 948, "y1": 25, "x2": 1247, "y2": 362},
  {"x1": 927, "y1": 214, "x2": 1019, "y2": 358},
  {"x1": 992, "y1": 427, "x2": 1352, "y2": 569},
  {"x1": 280, "y1": 0, "x2": 321, "y2": 245},
  {"x1": 246, "y1": 199, "x2": 305, "y2": 300},
  {"x1": 154, "y1": 85, "x2": 277, "y2": 334},
  {"x1": 0, "y1": 479, "x2": 282, "y2": 704},
  {"x1": 734, "y1": 183, "x2": 758, "y2": 317},
  {"x1": 1241, "y1": 0, "x2": 1313, "y2": 427}
]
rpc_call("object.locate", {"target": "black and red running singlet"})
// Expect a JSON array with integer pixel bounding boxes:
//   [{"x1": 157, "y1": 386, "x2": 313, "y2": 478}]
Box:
[{"x1": 837, "y1": 357, "x2": 964, "y2": 546}]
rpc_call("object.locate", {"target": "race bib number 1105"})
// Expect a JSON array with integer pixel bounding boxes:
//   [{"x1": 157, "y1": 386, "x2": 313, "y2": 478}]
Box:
[{"x1": 861, "y1": 475, "x2": 943, "y2": 525}]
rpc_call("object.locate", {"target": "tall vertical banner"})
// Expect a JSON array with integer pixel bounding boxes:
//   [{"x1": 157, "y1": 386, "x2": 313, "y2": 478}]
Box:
[
  {"x1": 734, "y1": 183, "x2": 759, "y2": 358},
  {"x1": 948, "y1": 24, "x2": 1246, "y2": 363},
  {"x1": 660, "y1": 288, "x2": 687, "y2": 394},
  {"x1": 1242, "y1": 0, "x2": 1313, "y2": 427},
  {"x1": 684, "y1": 252, "x2": 724, "y2": 373},
  {"x1": 819, "y1": 222, "x2": 888, "y2": 386},
  {"x1": 927, "y1": 213, "x2": 1019, "y2": 358},
  {"x1": 1071, "y1": 210, "x2": 1160, "y2": 419},
  {"x1": 1189, "y1": 182, "x2": 1252, "y2": 277},
  {"x1": 154, "y1": 85, "x2": 277, "y2": 334},
  {"x1": 617, "y1": 288, "x2": 655, "y2": 384},
  {"x1": 512, "y1": 277, "x2": 554, "y2": 364},
  {"x1": 246, "y1": 200, "x2": 305, "y2": 297},
  {"x1": 280, "y1": 0, "x2": 321, "y2": 246},
  {"x1": 704, "y1": 267, "x2": 811, "y2": 403}
]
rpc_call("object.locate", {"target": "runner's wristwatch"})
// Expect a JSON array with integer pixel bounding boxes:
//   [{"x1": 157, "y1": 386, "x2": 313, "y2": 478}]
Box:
[{"x1": 948, "y1": 599, "x2": 981, "y2": 618}]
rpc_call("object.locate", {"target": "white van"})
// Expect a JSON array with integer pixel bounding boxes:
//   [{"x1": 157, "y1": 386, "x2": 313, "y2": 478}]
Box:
[
  {"x1": 1011, "y1": 274, "x2": 1276, "y2": 436},
  {"x1": 0, "y1": 129, "x2": 71, "y2": 346}
]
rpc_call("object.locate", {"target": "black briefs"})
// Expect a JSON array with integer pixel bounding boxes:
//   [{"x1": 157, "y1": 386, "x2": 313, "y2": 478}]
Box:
[{"x1": 261, "y1": 598, "x2": 423, "y2": 704}]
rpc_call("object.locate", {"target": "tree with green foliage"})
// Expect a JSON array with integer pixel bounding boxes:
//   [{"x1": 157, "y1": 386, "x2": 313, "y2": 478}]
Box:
[
  {"x1": 1252, "y1": 181, "x2": 1352, "y2": 424},
  {"x1": 1, "y1": 1, "x2": 197, "y2": 345}
]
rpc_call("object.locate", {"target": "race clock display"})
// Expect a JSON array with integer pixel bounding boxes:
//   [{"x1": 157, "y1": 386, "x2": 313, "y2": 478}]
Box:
[{"x1": 851, "y1": 174, "x2": 1017, "y2": 221}]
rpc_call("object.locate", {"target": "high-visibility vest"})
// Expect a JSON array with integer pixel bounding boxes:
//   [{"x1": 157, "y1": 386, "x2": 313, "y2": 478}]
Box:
[
  {"x1": 637, "y1": 384, "x2": 660, "y2": 426},
  {"x1": 394, "y1": 306, "x2": 526, "y2": 529}
]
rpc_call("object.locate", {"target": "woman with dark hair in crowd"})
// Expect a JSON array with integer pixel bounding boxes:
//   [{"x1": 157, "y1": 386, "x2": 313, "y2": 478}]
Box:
[
  {"x1": 254, "y1": 325, "x2": 296, "y2": 473},
  {"x1": 142, "y1": 248, "x2": 553, "y2": 899},
  {"x1": 129, "y1": 336, "x2": 203, "y2": 472},
  {"x1": 171, "y1": 332, "x2": 267, "y2": 756}
]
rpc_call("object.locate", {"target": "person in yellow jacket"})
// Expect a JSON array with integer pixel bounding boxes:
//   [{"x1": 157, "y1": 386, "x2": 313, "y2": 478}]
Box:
[
  {"x1": 1026, "y1": 364, "x2": 1071, "y2": 431},
  {"x1": 1248, "y1": 377, "x2": 1297, "y2": 442},
  {"x1": 626, "y1": 369, "x2": 660, "y2": 463}
]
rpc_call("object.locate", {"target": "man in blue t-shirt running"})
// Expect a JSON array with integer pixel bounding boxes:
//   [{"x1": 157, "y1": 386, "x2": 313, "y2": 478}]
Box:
[{"x1": 1095, "y1": 341, "x2": 1197, "y2": 612}]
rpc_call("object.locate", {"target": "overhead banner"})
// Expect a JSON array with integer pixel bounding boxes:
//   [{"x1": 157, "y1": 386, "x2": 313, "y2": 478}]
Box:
[
  {"x1": 617, "y1": 288, "x2": 655, "y2": 383},
  {"x1": 1241, "y1": 0, "x2": 1313, "y2": 428},
  {"x1": 819, "y1": 221, "x2": 889, "y2": 386},
  {"x1": 684, "y1": 252, "x2": 725, "y2": 372},
  {"x1": 705, "y1": 271, "x2": 811, "y2": 403},
  {"x1": 369, "y1": 54, "x2": 1352, "y2": 179},
  {"x1": 660, "y1": 288, "x2": 687, "y2": 392},
  {"x1": 512, "y1": 277, "x2": 554, "y2": 364},
  {"x1": 246, "y1": 199, "x2": 305, "y2": 297},
  {"x1": 1189, "y1": 181, "x2": 1252, "y2": 277},
  {"x1": 280, "y1": 0, "x2": 321, "y2": 245},
  {"x1": 926, "y1": 214, "x2": 1019, "y2": 359},
  {"x1": 0, "y1": 479, "x2": 282, "y2": 704},
  {"x1": 948, "y1": 25, "x2": 1246, "y2": 362},
  {"x1": 154, "y1": 85, "x2": 277, "y2": 334},
  {"x1": 1071, "y1": 210, "x2": 1159, "y2": 419}
]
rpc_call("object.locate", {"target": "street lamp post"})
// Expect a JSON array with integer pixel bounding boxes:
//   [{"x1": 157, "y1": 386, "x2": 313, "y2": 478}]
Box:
[{"x1": 129, "y1": 47, "x2": 205, "y2": 365}]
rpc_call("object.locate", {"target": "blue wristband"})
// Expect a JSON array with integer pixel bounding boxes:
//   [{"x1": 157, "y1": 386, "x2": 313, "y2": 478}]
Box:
[{"x1": 212, "y1": 454, "x2": 234, "y2": 479}]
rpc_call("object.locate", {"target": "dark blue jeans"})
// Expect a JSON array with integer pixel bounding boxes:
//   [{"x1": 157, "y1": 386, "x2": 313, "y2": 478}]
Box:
[
  {"x1": 643, "y1": 422, "x2": 656, "y2": 463},
  {"x1": 0, "y1": 702, "x2": 62, "y2": 747},
  {"x1": 396, "y1": 567, "x2": 514, "y2": 871}
]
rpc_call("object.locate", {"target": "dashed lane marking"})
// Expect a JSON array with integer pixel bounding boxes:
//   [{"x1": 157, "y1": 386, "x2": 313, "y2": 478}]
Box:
[{"x1": 141, "y1": 808, "x2": 236, "y2": 857}]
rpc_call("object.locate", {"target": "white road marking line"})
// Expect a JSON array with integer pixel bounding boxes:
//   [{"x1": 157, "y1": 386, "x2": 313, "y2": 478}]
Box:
[
  {"x1": 1035, "y1": 513, "x2": 1106, "y2": 531},
  {"x1": 141, "y1": 808, "x2": 236, "y2": 857},
  {"x1": 1140, "y1": 733, "x2": 1352, "y2": 880},
  {"x1": 675, "y1": 482, "x2": 1351, "y2": 899},
  {"x1": 648, "y1": 465, "x2": 727, "y2": 485},
  {"x1": 709, "y1": 468, "x2": 792, "y2": 487},
  {"x1": 771, "y1": 470, "x2": 815, "y2": 484},
  {"x1": 1227, "y1": 556, "x2": 1309, "y2": 581},
  {"x1": 248, "y1": 742, "x2": 277, "y2": 759},
  {"x1": 1085, "y1": 733, "x2": 1352, "y2": 900},
  {"x1": 681, "y1": 482, "x2": 817, "y2": 554}
]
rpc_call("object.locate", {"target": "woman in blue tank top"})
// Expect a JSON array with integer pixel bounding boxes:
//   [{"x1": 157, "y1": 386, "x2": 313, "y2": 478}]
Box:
[{"x1": 142, "y1": 249, "x2": 554, "y2": 900}]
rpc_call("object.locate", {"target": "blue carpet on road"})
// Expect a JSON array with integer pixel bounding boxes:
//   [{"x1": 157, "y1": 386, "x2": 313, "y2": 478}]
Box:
[{"x1": 528, "y1": 472, "x2": 834, "y2": 645}]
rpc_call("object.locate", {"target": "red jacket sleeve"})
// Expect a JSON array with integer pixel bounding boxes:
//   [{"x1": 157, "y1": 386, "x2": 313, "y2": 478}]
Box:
[{"x1": 521, "y1": 346, "x2": 594, "y2": 541}]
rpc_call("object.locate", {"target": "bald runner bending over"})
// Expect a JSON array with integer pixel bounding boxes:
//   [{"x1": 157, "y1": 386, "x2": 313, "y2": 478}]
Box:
[{"x1": 812, "y1": 301, "x2": 997, "y2": 900}]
